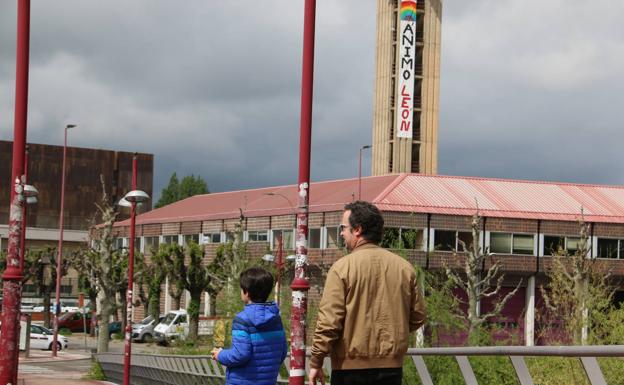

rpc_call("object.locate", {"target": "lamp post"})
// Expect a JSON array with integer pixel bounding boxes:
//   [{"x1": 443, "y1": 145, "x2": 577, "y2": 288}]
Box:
[
  {"x1": 0, "y1": 1, "x2": 31, "y2": 383},
  {"x1": 52, "y1": 123, "x2": 75, "y2": 357},
  {"x1": 290, "y1": 0, "x2": 316, "y2": 383},
  {"x1": 358, "y1": 145, "x2": 371, "y2": 200},
  {"x1": 121, "y1": 154, "x2": 149, "y2": 385}
]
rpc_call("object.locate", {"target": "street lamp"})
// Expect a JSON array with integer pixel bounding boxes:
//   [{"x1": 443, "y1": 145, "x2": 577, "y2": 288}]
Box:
[
  {"x1": 122, "y1": 155, "x2": 149, "y2": 385},
  {"x1": 262, "y1": 245, "x2": 297, "y2": 307},
  {"x1": 358, "y1": 144, "x2": 371, "y2": 200},
  {"x1": 52, "y1": 123, "x2": 76, "y2": 357}
]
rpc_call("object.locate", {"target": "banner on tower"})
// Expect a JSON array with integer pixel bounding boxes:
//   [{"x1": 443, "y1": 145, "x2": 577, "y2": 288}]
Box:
[{"x1": 396, "y1": 0, "x2": 417, "y2": 139}]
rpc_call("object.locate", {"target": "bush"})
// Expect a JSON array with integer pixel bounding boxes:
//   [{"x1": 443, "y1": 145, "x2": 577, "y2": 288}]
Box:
[
  {"x1": 83, "y1": 359, "x2": 105, "y2": 380},
  {"x1": 59, "y1": 328, "x2": 72, "y2": 336}
]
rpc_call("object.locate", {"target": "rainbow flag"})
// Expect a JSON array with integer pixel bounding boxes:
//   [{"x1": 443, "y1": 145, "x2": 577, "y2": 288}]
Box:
[{"x1": 400, "y1": 0, "x2": 417, "y2": 22}]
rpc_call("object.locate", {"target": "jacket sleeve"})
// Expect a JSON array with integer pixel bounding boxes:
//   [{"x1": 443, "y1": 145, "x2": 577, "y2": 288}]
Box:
[
  {"x1": 310, "y1": 266, "x2": 346, "y2": 369},
  {"x1": 409, "y1": 273, "x2": 427, "y2": 332},
  {"x1": 217, "y1": 317, "x2": 252, "y2": 367}
]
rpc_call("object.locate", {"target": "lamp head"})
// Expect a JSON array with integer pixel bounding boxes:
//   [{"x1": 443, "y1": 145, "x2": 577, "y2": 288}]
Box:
[
  {"x1": 123, "y1": 189, "x2": 149, "y2": 203},
  {"x1": 262, "y1": 254, "x2": 275, "y2": 263},
  {"x1": 117, "y1": 197, "x2": 132, "y2": 208},
  {"x1": 23, "y1": 184, "x2": 38, "y2": 198},
  {"x1": 362, "y1": 145, "x2": 371, "y2": 150},
  {"x1": 66, "y1": 124, "x2": 76, "y2": 129}
]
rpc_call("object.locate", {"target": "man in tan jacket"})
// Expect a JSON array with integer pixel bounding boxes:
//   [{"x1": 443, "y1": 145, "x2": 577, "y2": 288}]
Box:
[{"x1": 308, "y1": 201, "x2": 426, "y2": 385}]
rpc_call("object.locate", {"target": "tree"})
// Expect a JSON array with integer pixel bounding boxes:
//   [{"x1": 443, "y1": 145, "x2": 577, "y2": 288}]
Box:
[
  {"x1": 23, "y1": 248, "x2": 71, "y2": 328},
  {"x1": 540, "y1": 218, "x2": 611, "y2": 345},
  {"x1": 182, "y1": 242, "x2": 212, "y2": 342},
  {"x1": 207, "y1": 211, "x2": 252, "y2": 318},
  {"x1": 162, "y1": 243, "x2": 186, "y2": 310},
  {"x1": 72, "y1": 176, "x2": 128, "y2": 353},
  {"x1": 135, "y1": 248, "x2": 166, "y2": 321},
  {"x1": 154, "y1": 173, "x2": 209, "y2": 208},
  {"x1": 444, "y1": 211, "x2": 520, "y2": 345}
]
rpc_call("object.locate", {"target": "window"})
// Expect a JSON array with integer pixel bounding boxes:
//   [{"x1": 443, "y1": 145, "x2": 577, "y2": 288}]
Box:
[
  {"x1": 114, "y1": 237, "x2": 125, "y2": 251},
  {"x1": 162, "y1": 235, "x2": 178, "y2": 245},
  {"x1": 597, "y1": 238, "x2": 620, "y2": 259},
  {"x1": 309, "y1": 228, "x2": 321, "y2": 249},
  {"x1": 490, "y1": 233, "x2": 535, "y2": 255},
  {"x1": 144, "y1": 236, "x2": 159, "y2": 252},
  {"x1": 434, "y1": 230, "x2": 472, "y2": 252},
  {"x1": 490, "y1": 233, "x2": 512, "y2": 254},
  {"x1": 248, "y1": 230, "x2": 269, "y2": 242},
  {"x1": 272, "y1": 230, "x2": 294, "y2": 249},
  {"x1": 183, "y1": 234, "x2": 199, "y2": 246},
  {"x1": 544, "y1": 235, "x2": 581, "y2": 255},
  {"x1": 203, "y1": 232, "x2": 222, "y2": 243},
  {"x1": 325, "y1": 226, "x2": 344, "y2": 249}
]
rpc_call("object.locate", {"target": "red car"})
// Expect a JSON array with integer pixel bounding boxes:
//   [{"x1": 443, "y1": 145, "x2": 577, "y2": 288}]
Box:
[{"x1": 57, "y1": 311, "x2": 92, "y2": 332}]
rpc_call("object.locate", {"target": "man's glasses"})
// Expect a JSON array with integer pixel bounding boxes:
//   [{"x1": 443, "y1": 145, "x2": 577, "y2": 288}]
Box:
[{"x1": 339, "y1": 224, "x2": 351, "y2": 232}]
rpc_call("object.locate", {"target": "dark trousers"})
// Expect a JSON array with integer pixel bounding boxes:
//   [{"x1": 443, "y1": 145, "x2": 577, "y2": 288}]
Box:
[{"x1": 330, "y1": 367, "x2": 402, "y2": 385}]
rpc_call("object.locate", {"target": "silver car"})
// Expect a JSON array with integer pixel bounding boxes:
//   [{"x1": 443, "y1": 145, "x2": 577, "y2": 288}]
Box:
[{"x1": 132, "y1": 315, "x2": 163, "y2": 342}]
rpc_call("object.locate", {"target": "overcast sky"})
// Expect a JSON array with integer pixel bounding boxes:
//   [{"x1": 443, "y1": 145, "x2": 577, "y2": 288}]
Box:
[{"x1": 1, "y1": 0, "x2": 623, "y2": 202}]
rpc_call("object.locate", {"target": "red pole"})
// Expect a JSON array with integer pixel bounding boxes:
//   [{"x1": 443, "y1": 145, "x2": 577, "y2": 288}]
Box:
[
  {"x1": 123, "y1": 155, "x2": 138, "y2": 385},
  {"x1": 289, "y1": 0, "x2": 315, "y2": 383},
  {"x1": 20, "y1": 146, "x2": 29, "y2": 272},
  {"x1": 0, "y1": 1, "x2": 30, "y2": 383},
  {"x1": 52, "y1": 124, "x2": 72, "y2": 357},
  {"x1": 276, "y1": 235, "x2": 283, "y2": 306}
]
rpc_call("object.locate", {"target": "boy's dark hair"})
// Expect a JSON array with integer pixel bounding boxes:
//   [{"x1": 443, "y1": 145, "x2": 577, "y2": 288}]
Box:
[
  {"x1": 344, "y1": 201, "x2": 384, "y2": 244},
  {"x1": 239, "y1": 267, "x2": 274, "y2": 303}
]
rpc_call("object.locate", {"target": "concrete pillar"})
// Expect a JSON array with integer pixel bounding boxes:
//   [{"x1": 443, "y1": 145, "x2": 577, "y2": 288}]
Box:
[
  {"x1": 204, "y1": 292, "x2": 211, "y2": 317},
  {"x1": 164, "y1": 276, "x2": 171, "y2": 313},
  {"x1": 525, "y1": 275, "x2": 535, "y2": 346},
  {"x1": 185, "y1": 290, "x2": 191, "y2": 311}
]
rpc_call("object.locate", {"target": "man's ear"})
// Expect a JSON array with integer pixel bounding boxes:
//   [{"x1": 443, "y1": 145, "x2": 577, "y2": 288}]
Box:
[{"x1": 352, "y1": 225, "x2": 363, "y2": 237}]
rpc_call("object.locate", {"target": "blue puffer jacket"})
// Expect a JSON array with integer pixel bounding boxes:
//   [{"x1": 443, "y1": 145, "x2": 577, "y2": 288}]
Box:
[{"x1": 218, "y1": 302, "x2": 287, "y2": 385}]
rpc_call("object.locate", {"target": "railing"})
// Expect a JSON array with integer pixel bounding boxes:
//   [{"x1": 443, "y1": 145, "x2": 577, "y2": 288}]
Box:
[{"x1": 95, "y1": 345, "x2": 624, "y2": 385}]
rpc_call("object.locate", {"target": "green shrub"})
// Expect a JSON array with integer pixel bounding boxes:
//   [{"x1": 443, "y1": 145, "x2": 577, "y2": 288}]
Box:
[
  {"x1": 83, "y1": 359, "x2": 105, "y2": 380},
  {"x1": 59, "y1": 328, "x2": 72, "y2": 336}
]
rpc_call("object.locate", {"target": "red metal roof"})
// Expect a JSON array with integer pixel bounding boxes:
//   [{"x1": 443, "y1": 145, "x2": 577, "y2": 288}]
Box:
[{"x1": 116, "y1": 173, "x2": 624, "y2": 227}]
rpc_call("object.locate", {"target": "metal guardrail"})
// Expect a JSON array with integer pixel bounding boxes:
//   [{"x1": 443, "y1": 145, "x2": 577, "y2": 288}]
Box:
[{"x1": 95, "y1": 345, "x2": 624, "y2": 385}]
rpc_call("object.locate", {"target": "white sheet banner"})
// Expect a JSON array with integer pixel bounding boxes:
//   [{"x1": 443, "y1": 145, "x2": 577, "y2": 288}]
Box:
[{"x1": 395, "y1": 0, "x2": 417, "y2": 139}]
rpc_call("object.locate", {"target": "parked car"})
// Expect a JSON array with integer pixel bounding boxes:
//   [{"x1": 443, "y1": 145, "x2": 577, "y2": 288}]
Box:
[
  {"x1": 108, "y1": 321, "x2": 122, "y2": 338},
  {"x1": 132, "y1": 315, "x2": 164, "y2": 342},
  {"x1": 29, "y1": 324, "x2": 69, "y2": 351},
  {"x1": 154, "y1": 310, "x2": 189, "y2": 344},
  {"x1": 57, "y1": 311, "x2": 92, "y2": 332}
]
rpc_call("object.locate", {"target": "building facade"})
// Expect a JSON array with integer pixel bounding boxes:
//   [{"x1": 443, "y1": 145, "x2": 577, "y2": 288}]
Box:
[
  {"x1": 372, "y1": 0, "x2": 442, "y2": 175},
  {"x1": 112, "y1": 174, "x2": 624, "y2": 346},
  {"x1": 0, "y1": 140, "x2": 154, "y2": 303}
]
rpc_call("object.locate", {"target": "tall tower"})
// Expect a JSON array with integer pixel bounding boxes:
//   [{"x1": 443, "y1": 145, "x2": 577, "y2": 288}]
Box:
[{"x1": 371, "y1": 0, "x2": 442, "y2": 175}]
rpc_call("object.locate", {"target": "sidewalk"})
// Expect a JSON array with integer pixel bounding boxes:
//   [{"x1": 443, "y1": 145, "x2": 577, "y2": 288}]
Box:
[{"x1": 18, "y1": 350, "x2": 114, "y2": 385}]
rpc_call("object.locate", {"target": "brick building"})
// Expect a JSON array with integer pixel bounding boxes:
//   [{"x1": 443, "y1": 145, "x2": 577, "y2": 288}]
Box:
[
  {"x1": 112, "y1": 173, "x2": 624, "y2": 346},
  {"x1": 0, "y1": 140, "x2": 153, "y2": 304}
]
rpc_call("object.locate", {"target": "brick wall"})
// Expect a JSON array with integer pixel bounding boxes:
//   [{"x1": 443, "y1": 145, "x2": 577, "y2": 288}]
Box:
[
  {"x1": 383, "y1": 211, "x2": 428, "y2": 228},
  {"x1": 485, "y1": 218, "x2": 538, "y2": 233},
  {"x1": 180, "y1": 221, "x2": 201, "y2": 234},
  {"x1": 162, "y1": 222, "x2": 180, "y2": 235},
  {"x1": 202, "y1": 220, "x2": 222, "y2": 233},
  {"x1": 247, "y1": 217, "x2": 270, "y2": 231},
  {"x1": 431, "y1": 214, "x2": 474, "y2": 230}
]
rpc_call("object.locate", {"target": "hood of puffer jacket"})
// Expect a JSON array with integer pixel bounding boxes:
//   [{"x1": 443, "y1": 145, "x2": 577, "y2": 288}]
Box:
[{"x1": 241, "y1": 302, "x2": 281, "y2": 328}]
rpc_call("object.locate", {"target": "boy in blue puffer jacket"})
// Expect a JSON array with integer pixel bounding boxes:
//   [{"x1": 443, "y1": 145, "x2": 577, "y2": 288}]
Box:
[{"x1": 212, "y1": 267, "x2": 288, "y2": 385}]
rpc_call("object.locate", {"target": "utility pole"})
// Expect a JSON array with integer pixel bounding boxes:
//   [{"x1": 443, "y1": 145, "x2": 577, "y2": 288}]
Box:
[{"x1": 289, "y1": 0, "x2": 315, "y2": 384}]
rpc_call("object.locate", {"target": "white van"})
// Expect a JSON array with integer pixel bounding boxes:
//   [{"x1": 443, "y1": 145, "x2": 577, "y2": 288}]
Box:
[
  {"x1": 153, "y1": 309, "x2": 215, "y2": 344},
  {"x1": 154, "y1": 310, "x2": 189, "y2": 343}
]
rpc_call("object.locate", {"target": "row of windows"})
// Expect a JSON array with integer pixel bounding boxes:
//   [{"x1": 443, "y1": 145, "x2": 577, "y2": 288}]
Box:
[{"x1": 113, "y1": 227, "x2": 624, "y2": 259}]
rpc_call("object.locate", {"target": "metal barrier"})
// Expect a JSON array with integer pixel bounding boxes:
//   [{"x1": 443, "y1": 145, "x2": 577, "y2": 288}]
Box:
[{"x1": 95, "y1": 345, "x2": 624, "y2": 385}]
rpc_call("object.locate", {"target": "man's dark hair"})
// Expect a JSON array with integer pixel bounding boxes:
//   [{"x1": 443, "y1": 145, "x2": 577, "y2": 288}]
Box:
[
  {"x1": 239, "y1": 267, "x2": 274, "y2": 303},
  {"x1": 344, "y1": 201, "x2": 384, "y2": 244}
]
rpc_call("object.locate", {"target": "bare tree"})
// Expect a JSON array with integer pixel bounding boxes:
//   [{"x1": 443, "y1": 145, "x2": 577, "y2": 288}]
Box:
[
  {"x1": 72, "y1": 176, "x2": 127, "y2": 353},
  {"x1": 540, "y1": 218, "x2": 611, "y2": 345},
  {"x1": 445, "y1": 211, "x2": 520, "y2": 345}
]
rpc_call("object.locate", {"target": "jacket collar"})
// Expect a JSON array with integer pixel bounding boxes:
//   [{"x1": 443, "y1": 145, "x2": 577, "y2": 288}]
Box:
[{"x1": 351, "y1": 240, "x2": 379, "y2": 252}]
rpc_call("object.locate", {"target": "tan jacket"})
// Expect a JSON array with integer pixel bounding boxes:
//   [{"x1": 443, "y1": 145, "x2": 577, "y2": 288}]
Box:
[{"x1": 310, "y1": 242, "x2": 426, "y2": 370}]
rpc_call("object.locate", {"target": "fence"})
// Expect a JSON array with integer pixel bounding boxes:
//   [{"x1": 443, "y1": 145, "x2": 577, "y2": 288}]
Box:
[{"x1": 95, "y1": 345, "x2": 624, "y2": 385}]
